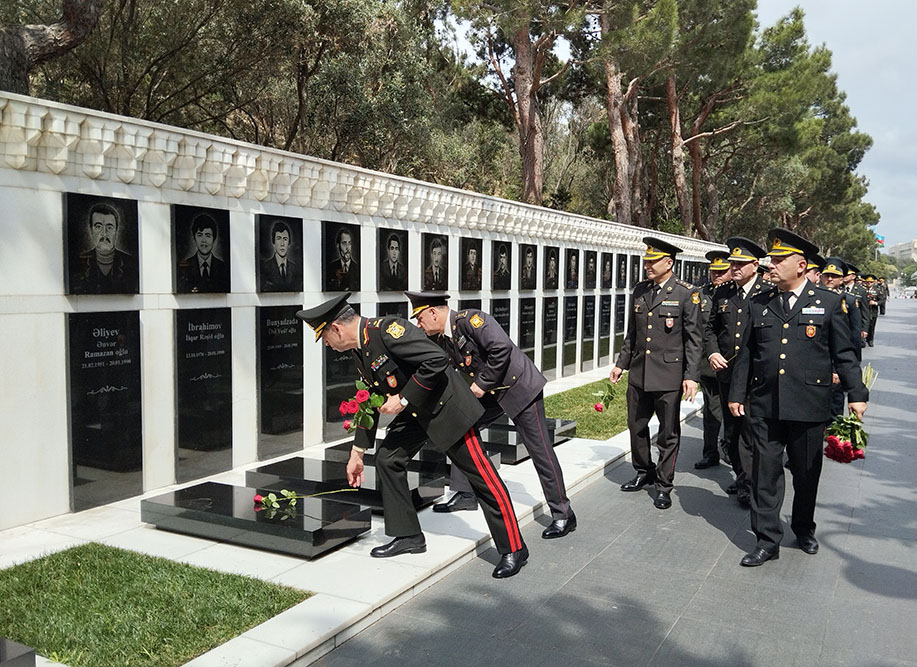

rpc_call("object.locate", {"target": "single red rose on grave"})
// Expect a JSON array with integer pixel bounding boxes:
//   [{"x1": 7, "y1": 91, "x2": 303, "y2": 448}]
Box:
[
  {"x1": 355, "y1": 389, "x2": 371, "y2": 403},
  {"x1": 253, "y1": 494, "x2": 263, "y2": 504},
  {"x1": 594, "y1": 403, "x2": 604, "y2": 412}
]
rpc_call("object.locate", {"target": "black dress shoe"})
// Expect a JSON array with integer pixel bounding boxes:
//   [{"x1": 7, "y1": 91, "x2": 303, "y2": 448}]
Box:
[
  {"x1": 370, "y1": 534, "x2": 427, "y2": 558},
  {"x1": 492, "y1": 545, "x2": 528, "y2": 578},
  {"x1": 694, "y1": 457, "x2": 720, "y2": 469},
  {"x1": 621, "y1": 473, "x2": 655, "y2": 492},
  {"x1": 740, "y1": 547, "x2": 779, "y2": 567},
  {"x1": 725, "y1": 483, "x2": 738, "y2": 495},
  {"x1": 736, "y1": 488, "x2": 751, "y2": 507},
  {"x1": 796, "y1": 534, "x2": 819, "y2": 554},
  {"x1": 542, "y1": 513, "x2": 577, "y2": 539},
  {"x1": 653, "y1": 491, "x2": 672, "y2": 510},
  {"x1": 432, "y1": 491, "x2": 478, "y2": 513}
]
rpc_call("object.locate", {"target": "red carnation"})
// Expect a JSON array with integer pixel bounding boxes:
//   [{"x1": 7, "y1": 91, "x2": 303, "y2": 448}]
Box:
[
  {"x1": 355, "y1": 389, "x2": 371, "y2": 403},
  {"x1": 594, "y1": 403, "x2": 604, "y2": 412}
]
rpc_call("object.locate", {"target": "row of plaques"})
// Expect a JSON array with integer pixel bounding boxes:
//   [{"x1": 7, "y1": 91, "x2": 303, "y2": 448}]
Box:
[{"x1": 63, "y1": 192, "x2": 706, "y2": 296}]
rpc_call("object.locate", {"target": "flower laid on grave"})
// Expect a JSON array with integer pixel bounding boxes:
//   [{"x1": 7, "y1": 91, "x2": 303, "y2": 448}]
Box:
[
  {"x1": 591, "y1": 380, "x2": 615, "y2": 412},
  {"x1": 824, "y1": 414, "x2": 868, "y2": 463},
  {"x1": 253, "y1": 488, "x2": 357, "y2": 520},
  {"x1": 339, "y1": 380, "x2": 385, "y2": 432}
]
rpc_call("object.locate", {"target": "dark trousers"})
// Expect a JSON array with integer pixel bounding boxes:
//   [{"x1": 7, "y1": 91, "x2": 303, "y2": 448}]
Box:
[
  {"x1": 625, "y1": 383, "x2": 682, "y2": 492},
  {"x1": 699, "y1": 374, "x2": 722, "y2": 461},
  {"x1": 746, "y1": 417, "x2": 825, "y2": 550},
  {"x1": 718, "y1": 381, "x2": 753, "y2": 490},
  {"x1": 450, "y1": 394, "x2": 572, "y2": 520},
  {"x1": 376, "y1": 416, "x2": 524, "y2": 554},
  {"x1": 866, "y1": 305, "x2": 879, "y2": 343}
]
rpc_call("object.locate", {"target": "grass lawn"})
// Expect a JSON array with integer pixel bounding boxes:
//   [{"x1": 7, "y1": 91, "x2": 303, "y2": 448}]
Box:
[
  {"x1": 545, "y1": 376, "x2": 629, "y2": 440},
  {"x1": 0, "y1": 543, "x2": 310, "y2": 667}
]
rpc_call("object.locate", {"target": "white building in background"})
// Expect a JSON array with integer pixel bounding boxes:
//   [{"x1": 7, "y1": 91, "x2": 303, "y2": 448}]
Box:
[{"x1": 887, "y1": 240, "x2": 917, "y2": 263}]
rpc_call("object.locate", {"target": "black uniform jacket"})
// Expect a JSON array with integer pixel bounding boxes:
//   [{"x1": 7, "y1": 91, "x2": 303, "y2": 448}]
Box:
[
  {"x1": 350, "y1": 316, "x2": 483, "y2": 453},
  {"x1": 704, "y1": 276, "x2": 771, "y2": 385},
  {"x1": 439, "y1": 309, "x2": 547, "y2": 419},
  {"x1": 728, "y1": 281, "x2": 868, "y2": 423},
  {"x1": 615, "y1": 277, "x2": 703, "y2": 392}
]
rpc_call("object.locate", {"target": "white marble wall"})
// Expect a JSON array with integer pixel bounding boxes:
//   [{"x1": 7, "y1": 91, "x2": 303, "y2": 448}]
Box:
[{"x1": 0, "y1": 91, "x2": 723, "y2": 530}]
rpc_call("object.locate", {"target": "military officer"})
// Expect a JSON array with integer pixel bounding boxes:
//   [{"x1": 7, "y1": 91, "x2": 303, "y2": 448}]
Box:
[
  {"x1": 694, "y1": 250, "x2": 731, "y2": 470},
  {"x1": 704, "y1": 237, "x2": 770, "y2": 506},
  {"x1": 863, "y1": 274, "x2": 880, "y2": 346},
  {"x1": 877, "y1": 277, "x2": 889, "y2": 315},
  {"x1": 844, "y1": 263, "x2": 871, "y2": 345},
  {"x1": 405, "y1": 291, "x2": 576, "y2": 539},
  {"x1": 805, "y1": 254, "x2": 825, "y2": 284},
  {"x1": 610, "y1": 237, "x2": 703, "y2": 510},
  {"x1": 297, "y1": 293, "x2": 529, "y2": 578},
  {"x1": 728, "y1": 229, "x2": 868, "y2": 566},
  {"x1": 820, "y1": 257, "x2": 863, "y2": 417}
]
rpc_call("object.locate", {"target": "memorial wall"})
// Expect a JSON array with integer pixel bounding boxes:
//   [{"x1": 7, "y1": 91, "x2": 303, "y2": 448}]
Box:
[{"x1": 0, "y1": 91, "x2": 719, "y2": 530}]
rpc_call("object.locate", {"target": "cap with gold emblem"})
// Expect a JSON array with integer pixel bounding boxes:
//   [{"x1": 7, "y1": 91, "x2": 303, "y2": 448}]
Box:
[
  {"x1": 404, "y1": 290, "x2": 450, "y2": 318},
  {"x1": 705, "y1": 250, "x2": 731, "y2": 271},
  {"x1": 845, "y1": 262, "x2": 860, "y2": 277},
  {"x1": 642, "y1": 236, "x2": 683, "y2": 261},
  {"x1": 862, "y1": 274, "x2": 877, "y2": 283},
  {"x1": 766, "y1": 228, "x2": 819, "y2": 261},
  {"x1": 296, "y1": 292, "x2": 352, "y2": 341},
  {"x1": 806, "y1": 253, "x2": 826, "y2": 272},
  {"x1": 725, "y1": 236, "x2": 766, "y2": 263},
  {"x1": 821, "y1": 257, "x2": 847, "y2": 277}
]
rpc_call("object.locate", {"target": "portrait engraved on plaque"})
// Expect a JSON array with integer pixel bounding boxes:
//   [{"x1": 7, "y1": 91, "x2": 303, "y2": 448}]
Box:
[
  {"x1": 460, "y1": 237, "x2": 482, "y2": 291},
  {"x1": 65, "y1": 193, "x2": 139, "y2": 295},
  {"x1": 323, "y1": 221, "x2": 361, "y2": 292},
  {"x1": 519, "y1": 244, "x2": 537, "y2": 290},
  {"x1": 257, "y1": 215, "x2": 303, "y2": 293},
  {"x1": 378, "y1": 228, "x2": 408, "y2": 291},
  {"x1": 491, "y1": 241, "x2": 512, "y2": 290},
  {"x1": 544, "y1": 246, "x2": 560, "y2": 290},
  {"x1": 174, "y1": 205, "x2": 231, "y2": 294},
  {"x1": 422, "y1": 233, "x2": 449, "y2": 291}
]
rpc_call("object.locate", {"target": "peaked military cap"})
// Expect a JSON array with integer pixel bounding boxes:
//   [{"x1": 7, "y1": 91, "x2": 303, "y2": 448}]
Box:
[
  {"x1": 404, "y1": 290, "x2": 450, "y2": 318},
  {"x1": 766, "y1": 228, "x2": 819, "y2": 261},
  {"x1": 821, "y1": 257, "x2": 847, "y2": 277},
  {"x1": 806, "y1": 253, "x2": 826, "y2": 272},
  {"x1": 642, "y1": 236, "x2": 682, "y2": 261},
  {"x1": 757, "y1": 260, "x2": 771, "y2": 276},
  {"x1": 705, "y1": 250, "x2": 731, "y2": 271},
  {"x1": 845, "y1": 262, "x2": 860, "y2": 276},
  {"x1": 862, "y1": 274, "x2": 876, "y2": 282},
  {"x1": 725, "y1": 236, "x2": 766, "y2": 262},
  {"x1": 296, "y1": 292, "x2": 352, "y2": 341}
]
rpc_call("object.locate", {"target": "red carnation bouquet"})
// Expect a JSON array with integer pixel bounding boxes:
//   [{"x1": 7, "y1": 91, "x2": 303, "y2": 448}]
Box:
[
  {"x1": 339, "y1": 380, "x2": 385, "y2": 432},
  {"x1": 824, "y1": 413, "x2": 868, "y2": 463}
]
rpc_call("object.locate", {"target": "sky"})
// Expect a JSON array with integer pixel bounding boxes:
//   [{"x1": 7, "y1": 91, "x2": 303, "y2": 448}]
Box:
[{"x1": 754, "y1": 0, "x2": 915, "y2": 248}]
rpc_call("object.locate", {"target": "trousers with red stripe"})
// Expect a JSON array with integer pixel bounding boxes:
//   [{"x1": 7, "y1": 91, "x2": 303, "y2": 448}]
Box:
[{"x1": 375, "y1": 418, "x2": 524, "y2": 555}]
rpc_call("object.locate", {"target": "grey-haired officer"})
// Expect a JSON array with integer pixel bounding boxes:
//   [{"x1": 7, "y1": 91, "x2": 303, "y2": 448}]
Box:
[
  {"x1": 610, "y1": 236, "x2": 703, "y2": 510},
  {"x1": 405, "y1": 291, "x2": 576, "y2": 539},
  {"x1": 297, "y1": 294, "x2": 529, "y2": 578}
]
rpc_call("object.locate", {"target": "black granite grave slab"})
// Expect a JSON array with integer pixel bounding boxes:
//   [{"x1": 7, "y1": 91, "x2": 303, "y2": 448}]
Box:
[
  {"x1": 0, "y1": 639, "x2": 35, "y2": 667},
  {"x1": 324, "y1": 441, "x2": 502, "y2": 472},
  {"x1": 491, "y1": 299, "x2": 511, "y2": 335},
  {"x1": 141, "y1": 482, "x2": 371, "y2": 559},
  {"x1": 258, "y1": 306, "x2": 304, "y2": 462},
  {"x1": 519, "y1": 298, "x2": 536, "y2": 361},
  {"x1": 246, "y1": 455, "x2": 447, "y2": 512}
]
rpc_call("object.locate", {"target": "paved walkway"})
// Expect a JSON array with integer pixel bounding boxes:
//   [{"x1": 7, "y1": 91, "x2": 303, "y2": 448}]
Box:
[{"x1": 311, "y1": 300, "x2": 917, "y2": 667}]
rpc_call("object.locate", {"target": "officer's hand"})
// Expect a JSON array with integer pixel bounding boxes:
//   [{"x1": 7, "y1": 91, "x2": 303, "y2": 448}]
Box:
[
  {"x1": 469, "y1": 382, "x2": 485, "y2": 398},
  {"x1": 609, "y1": 366, "x2": 624, "y2": 384},
  {"x1": 346, "y1": 450, "x2": 365, "y2": 487},
  {"x1": 848, "y1": 402, "x2": 867, "y2": 421},
  {"x1": 832, "y1": 372, "x2": 840, "y2": 386},
  {"x1": 861, "y1": 331, "x2": 868, "y2": 340},
  {"x1": 708, "y1": 353, "x2": 729, "y2": 371},
  {"x1": 379, "y1": 394, "x2": 405, "y2": 415},
  {"x1": 682, "y1": 379, "x2": 698, "y2": 402},
  {"x1": 729, "y1": 401, "x2": 745, "y2": 417}
]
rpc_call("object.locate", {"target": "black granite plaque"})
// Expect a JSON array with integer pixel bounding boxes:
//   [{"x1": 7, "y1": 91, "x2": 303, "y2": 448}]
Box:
[
  {"x1": 616, "y1": 253, "x2": 627, "y2": 288},
  {"x1": 323, "y1": 302, "x2": 359, "y2": 440},
  {"x1": 614, "y1": 294, "x2": 627, "y2": 354},
  {"x1": 675, "y1": 258, "x2": 683, "y2": 279},
  {"x1": 584, "y1": 251, "x2": 597, "y2": 289},
  {"x1": 421, "y1": 233, "x2": 448, "y2": 291},
  {"x1": 378, "y1": 228, "x2": 408, "y2": 291},
  {"x1": 459, "y1": 299, "x2": 482, "y2": 311},
  {"x1": 565, "y1": 249, "x2": 579, "y2": 289},
  {"x1": 599, "y1": 294, "x2": 612, "y2": 364},
  {"x1": 542, "y1": 296, "x2": 558, "y2": 379},
  {"x1": 0, "y1": 638, "x2": 35, "y2": 667},
  {"x1": 562, "y1": 296, "x2": 578, "y2": 375},
  {"x1": 176, "y1": 308, "x2": 232, "y2": 483},
  {"x1": 630, "y1": 254, "x2": 642, "y2": 286},
  {"x1": 600, "y1": 252, "x2": 614, "y2": 289},
  {"x1": 141, "y1": 482, "x2": 371, "y2": 559},
  {"x1": 544, "y1": 246, "x2": 560, "y2": 290},
  {"x1": 519, "y1": 244, "x2": 537, "y2": 290},
  {"x1": 491, "y1": 299, "x2": 511, "y2": 335},
  {"x1": 173, "y1": 205, "x2": 230, "y2": 294},
  {"x1": 460, "y1": 237, "x2": 482, "y2": 291},
  {"x1": 257, "y1": 215, "x2": 303, "y2": 293},
  {"x1": 377, "y1": 301, "x2": 409, "y2": 318},
  {"x1": 246, "y1": 454, "x2": 447, "y2": 513},
  {"x1": 64, "y1": 193, "x2": 139, "y2": 295},
  {"x1": 68, "y1": 310, "x2": 142, "y2": 511},
  {"x1": 519, "y1": 298, "x2": 536, "y2": 361},
  {"x1": 582, "y1": 295, "x2": 596, "y2": 371},
  {"x1": 322, "y1": 221, "x2": 360, "y2": 292},
  {"x1": 491, "y1": 240, "x2": 512, "y2": 290},
  {"x1": 257, "y1": 306, "x2": 303, "y2": 460}
]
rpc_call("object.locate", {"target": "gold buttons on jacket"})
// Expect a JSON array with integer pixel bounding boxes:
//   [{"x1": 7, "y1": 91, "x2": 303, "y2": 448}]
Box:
[
  {"x1": 648, "y1": 312, "x2": 653, "y2": 317},
  {"x1": 646, "y1": 350, "x2": 651, "y2": 354},
  {"x1": 780, "y1": 354, "x2": 786, "y2": 359},
  {"x1": 735, "y1": 333, "x2": 741, "y2": 338},
  {"x1": 779, "y1": 369, "x2": 785, "y2": 375},
  {"x1": 411, "y1": 412, "x2": 417, "y2": 417},
  {"x1": 783, "y1": 323, "x2": 789, "y2": 329},
  {"x1": 648, "y1": 324, "x2": 653, "y2": 329},
  {"x1": 736, "y1": 321, "x2": 741, "y2": 326},
  {"x1": 646, "y1": 337, "x2": 651, "y2": 342},
  {"x1": 781, "y1": 338, "x2": 788, "y2": 344}
]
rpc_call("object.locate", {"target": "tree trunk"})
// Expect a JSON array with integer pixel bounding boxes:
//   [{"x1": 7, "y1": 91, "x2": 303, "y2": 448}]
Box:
[
  {"x1": 688, "y1": 137, "x2": 712, "y2": 240},
  {"x1": 666, "y1": 73, "x2": 692, "y2": 235},
  {"x1": 0, "y1": 0, "x2": 104, "y2": 94},
  {"x1": 604, "y1": 57, "x2": 632, "y2": 224},
  {"x1": 510, "y1": 26, "x2": 545, "y2": 206},
  {"x1": 703, "y1": 161, "x2": 720, "y2": 237}
]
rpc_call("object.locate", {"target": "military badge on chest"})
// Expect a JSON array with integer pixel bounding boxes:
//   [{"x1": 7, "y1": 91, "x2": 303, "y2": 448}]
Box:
[
  {"x1": 370, "y1": 354, "x2": 389, "y2": 371},
  {"x1": 805, "y1": 325, "x2": 816, "y2": 338},
  {"x1": 387, "y1": 375, "x2": 398, "y2": 388},
  {"x1": 665, "y1": 317, "x2": 675, "y2": 330}
]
